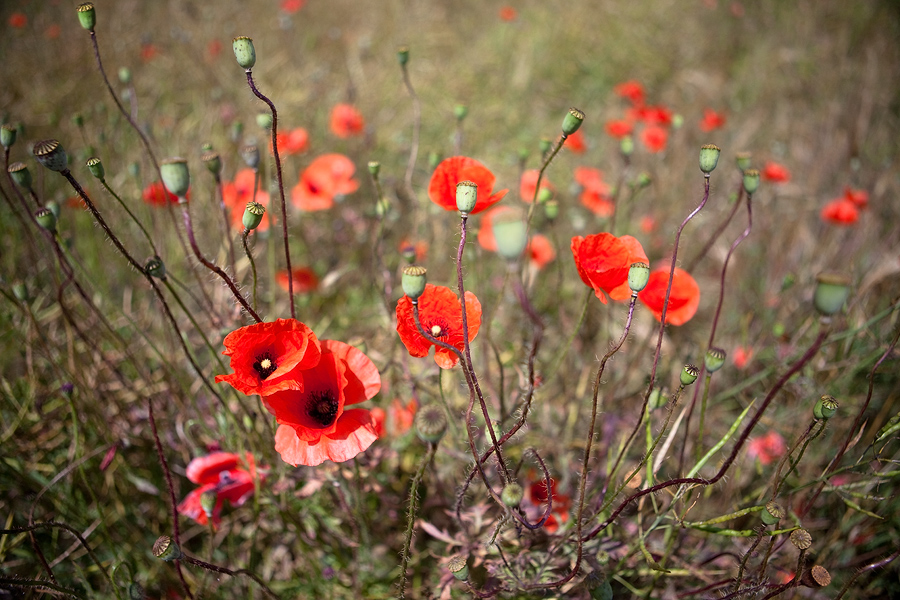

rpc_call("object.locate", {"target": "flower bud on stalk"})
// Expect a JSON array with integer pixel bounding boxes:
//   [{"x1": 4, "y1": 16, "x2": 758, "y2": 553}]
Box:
[
  {"x1": 813, "y1": 273, "x2": 850, "y2": 316},
  {"x1": 243, "y1": 202, "x2": 265, "y2": 231},
  {"x1": 704, "y1": 347, "x2": 726, "y2": 373},
  {"x1": 501, "y1": 482, "x2": 524, "y2": 507},
  {"x1": 35, "y1": 208, "x2": 57, "y2": 234},
  {"x1": 455, "y1": 180, "x2": 477, "y2": 215},
  {"x1": 492, "y1": 210, "x2": 528, "y2": 261},
  {"x1": 86, "y1": 157, "x2": 105, "y2": 180},
  {"x1": 448, "y1": 554, "x2": 469, "y2": 581},
  {"x1": 760, "y1": 500, "x2": 785, "y2": 525},
  {"x1": 397, "y1": 46, "x2": 410, "y2": 66},
  {"x1": 699, "y1": 144, "x2": 720, "y2": 175},
  {"x1": 562, "y1": 107, "x2": 585, "y2": 136},
  {"x1": 401, "y1": 266, "x2": 427, "y2": 301},
  {"x1": 241, "y1": 144, "x2": 260, "y2": 169},
  {"x1": 8, "y1": 162, "x2": 32, "y2": 190},
  {"x1": 144, "y1": 257, "x2": 167, "y2": 280},
  {"x1": 814, "y1": 394, "x2": 838, "y2": 420},
  {"x1": 152, "y1": 536, "x2": 183, "y2": 561},
  {"x1": 742, "y1": 168, "x2": 760, "y2": 195},
  {"x1": 33, "y1": 139, "x2": 68, "y2": 172},
  {"x1": 201, "y1": 150, "x2": 221, "y2": 176},
  {"x1": 76, "y1": 2, "x2": 96, "y2": 32},
  {"x1": 0, "y1": 124, "x2": 16, "y2": 149},
  {"x1": 628, "y1": 262, "x2": 650, "y2": 293},
  {"x1": 255, "y1": 112, "x2": 273, "y2": 130},
  {"x1": 735, "y1": 152, "x2": 751, "y2": 172},
  {"x1": 160, "y1": 158, "x2": 190, "y2": 198},
  {"x1": 233, "y1": 36, "x2": 256, "y2": 69},
  {"x1": 415, "y1": 404, "x2": 447, "y2": 443},
  {"x1": 680, "y1": 364, "x2": 700, "y2": 386}
]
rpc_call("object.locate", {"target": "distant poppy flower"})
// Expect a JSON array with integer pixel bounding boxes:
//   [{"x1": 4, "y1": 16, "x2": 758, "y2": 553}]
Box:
[
  {"x1": 142, "y1": 181, "x2": 187, "y2": 206},
  {"x1": 842, "y1": 186, "x2": 868, "y2": 208},
  {"x1": 215, "y1": 318, "x2": 322, "y2": 396},
  {"x1": 206, "y1": 39, "x2": 222, "y2": 61},
  {"x1": 291, "y1": 153, "x2": 359, "y2": 211},
  {"x1": 640, "y1": 105, "x2": 673, "y2": 127},
  {"x1": 732, "y1": 346, "x2": 753, "y2": 369},
  {"x1": 699, "y1": 108, "x2": 726, "y2": 132},
  {"x1": 372, "y1": 399, "x2": 417, "y2": 438},
  {"x1": 177, "y1": 452, "x2": 263, "y2": 527},
  {"x1": 271, "y1": 127, "x2": 309, "y2": 156},
  {"x1": 638, "y1": 267, "x2": 700, "y2": 325},
  {"x1": 605, "y1": 119, "x2": 633, "y2": 138},
  {"x1": 265, "y1": 339, "x2": 381, "y2": 466},
  {"x1": 614, "y1": 80, "x2": 645, "y2": 106},
  {"x1": 571, "y1": 233, "x2": 646, "y2": 303},
  {"x1": 8, "y1": 12, "x2": 26, "y2": 28},
  {"x1": 574, "y1": 167, "x2": 613, "y2": 216},
  {"x1": 223, "y1": 168, "x2": 271, "y2": 232},
  {"x1": 526, "y1": 477, "x2": 571, "y2": 533},
  {"x1": 141, "y1": 43, "x2": 158, "y2": 63},
  {"x1": 396, "y1": 284, "x2": 482, "y2": 369},
  {"x1": 640, "y1": 126, "x2": 668, "y2": 153},
  {"x1": 639, "y1": 215, "x2": 657, "y2": 233},
  {"x1": 499, "y1": 6, "x2": 517, "y2": 21},
  {"x1": 399, "y1": 238, "x2": 428, "y2": 262},
  {"x1": 44, "y1": 24, "x2": 61, "y2": 40},
  {"x1": 565, "y1": 129, "x2": 587, "y2": 154},
  {"x1": 276, "y1": 268, "x2": 319, "y2": 294},
  {"x1": 527, "y1": 234, "x2": 556, "y2": 270},
  {"x1": 821, "y1": 199, "x2": 859, "y2": 225},
  {"x1": 747, "y1": 430, "x2": 785, "y2": 466},
  {"x1": 428, "y1": 156, "x2": 508, "y2": 215},
  {"x1": 519, "y1": 169, "x2": 554, "y2": 203},
  {"x1": 329, "y1": 103, "x2": 365, "y2": 138},
  {"x1": 762, "y1": 161, "x2": 790, "y2": 183},
  {"x1": 281, "y1": 0, "x2": 305, "y2": 13}
]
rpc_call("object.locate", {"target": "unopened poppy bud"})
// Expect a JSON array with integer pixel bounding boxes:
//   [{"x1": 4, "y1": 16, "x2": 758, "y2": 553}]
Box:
[
  {"x1": 144, "y1": 256, "x2": 167, "y2": 280},
  {"x1": 704, "y1": 347, "x2": 726, "y2": 373},
  {"x1": 255, "y1": 112, "x2": 273, "y2": 130},
  {"x1": 428, "y1": 151, "x2": 441, "y2": 171},
  {"x1": 46, "y1": 200, "x2": 61, "y2": 221},
  {"x1": 649, "y1": 387, "x2": 668, "y2": 411},
  {"x1": 539, "y1": 137, "x2": 552, "y2": 155},
  {"x1": 448, "y1": 554, "x2": 469, "y2": 581},
  {"x1": 628, "y1": 262, "x2": 650, "y2": 293},
  {"x1": 681, "y1": 364, "x2": 700, "y2": 386},
  {"x1": 1, "y1": 124, "x2": 17, "y2": 149},
  {"x1": 537, "y1": 186, "x2": 553, "y2": 203},
  {"x1": 233, "y1": 36, "x2": 256, "y2": 69},
  {"x1": 761, "y1": 500, "x2": 785, "y2": 525},
  {"x1": 367, "y1": 161, "x2": 380, "y2": 177},
  {"x1": 814, "y1": 273, "x2": 850, "y2": 316},
  {"x1": 620, "y1": 135, "x2": 634, "y2": 156},
  {"x1": 562, "y1": 107, "x2": 585, "y2": 136},
  {"x1": 160, "y1": 158, "x2": 189, "y2": 198},
  {"x1": 397, "y1": 45, "x2": 409, "y2": 66},
  {"x1": 699, "y1": 144, "x2": 721, "y2": 175},
  {"x1": 587, "y1": 571, "x2": 614, "y2": 600},
  {"x1": 76, "y1": 3, "x2": 96, "y2": 31},
  {"x1": 742, "y1": 168, "x2": 760, "y2": 195},
  {"x1": 118, "y1": 66, "x2": 132, "y2": 84},
  {"x1": 200, "y1": 489, "x2": 217, "y2": 519},
  {"x1": 241, "y1": 144, "x2": 260, "y2": 169},
  {"x1": 8, "y1": 162, "x2": 32, "y2": 189},
  {"x1": 544, "y1": 200, "x2": 559, "y2": 220},
  {"x1": 401, "y1": 265, "x2": 427, "y2": 301},
  {"x1": 735, "y1": 152, "x2": 751, "y2": 172},
  {"x1": 800, "y1": 565, "x2": 832, "y2": 588},
  {"x1": 201, "y1": 150, "x2": 221, "y2": 176},
  {"x1": 152, "y1": 535, "x2": 184, "y2": 561},
  {"x1": 814, "y1": 395, "x2": 838, "y2": 420},
  {"x1": 492, "y1": 210, "x2": 528, "y2": 261},
  {"x1": 12, "y1": 281, "x2": 29, "y2": 302},
  {"x1": 128, "y1": 582, "x2": 146, "y2": 600},
  {"x1": 456, "y1": 180, "x2": 478, "y2": 214},
  {"x1": 415, "y1": 403, "x2": 447, "y2": 443},
  {"x1": 242, "y1": 202, "x2": 265, "y2": 231},
  {"x1": 501, "y1": 482, "x2": 524, "y2": 507},
  {"x1": 454, "y1": 104, "x2": 468, "y2": 121},
  {"x1": 86, "y1": 157, "x2": 105, "y2": 180},
  {"x1": 790, "y1": 528, "x2": 812, "y2": 550},
  {"x1": 35, "y1": 208, "x2": 57, "y2": 233},
  {"x1": 33, "y1": 139, "x2": 68, "y2": 172}
]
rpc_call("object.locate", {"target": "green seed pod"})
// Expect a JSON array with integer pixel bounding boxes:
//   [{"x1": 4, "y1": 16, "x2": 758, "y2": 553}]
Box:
[
  {"x1": 86, "y1": 157, "x2": 105, "y2": 180},
  {"x1": 544, "y1": 199, "x2": 559, "y2": 220},
  {"x1": 761, "y1": 500, "x2": 785, "y2": 525},
  {"x1": 586, "y1": 571, "x2": 614, "y2": 600},
  {"x1": 562, "y1": 107, "x2": 585, "y2": 136},
  {"x1": 46, "y1": 200, "x2": 61, "y2": 221},
  {"x1": 453, "y1": 104, "x2": 468, "y2": 121},
  {"x1": 401, "y1": 265, "x2": 427, "y2": 301},
  {"x1": 397, "y1": 45, "x2": 410, "y2": 66},
  {"x1": 636, "y1": 171, "x2": 651, "y2": 188},
  {"x1": 735, "y1": 152, "x2": 751, "y2": 172},
  {"x1": 537, "y1": 186, "x2": 553, "y2": 203},
  {"x1": 415, "y1": 403, "x2": 447, "y2": 444},
  {"x1": 401, "y1": 243, "x2": 417, "y2": 264},
  {"x1": 8, "y1": 162, "x2": 32, "y2": 189},
  {"x1": 230, "y1": 121, "x2": 244, "y2": 143},
  {"x1": 152, "y1": 536, "x2": 184, "y2": 561},
  {"x1": 448, "y1": 554, "x2": 469, "y2": 581},
  {"x1": 232, "y1": 36, "x2": 257, "y2": 69},
  {"x1": 367, "y1": 161, "x2": 380, "y2": 177},
  {"x1": 200, "y1": 489, "x2": 217, "y2": 519},
  {"x1": 160, "y1": 158, "x2": 190, "y2": 198},
  {"x1": 118, "y1": 66, "x2": 132, "y2": 85},
  {"x1": 375, "y1": 197, "x2": 390, "y2": 217},
  {"x1": 814, "y1": 273, "x2": 850, "y2": 316},
  {"x1": 33, "y1": 139, "x2": 68, "y2": 172},
  {"x1": 144, "y1": 256, "x2": 167, "y2": 280},
  {"x1": 76, "y1": 3, "x2": 96, "y2": 31},
  {"x1": 242, "y1": 201, "x2": 265, "y2": 231},
  {"x1": 456, "y1": 180, "x2": 478, "y2": 214},
  {"x1": 620, "y1": 135, "x2": 634, "y2": 156},
  {"x1": 742, "y1": 168, "x2": 760, "y2": 195},
  {"x1": 35, "y1": 208, "x2": 58, "y2": 233},
  {"x1": 699, "y1": 144, "x2": 721, "y2": 175},
  {"x1": 704, "y1": 347, "x2": 726, "y2": 373},
  {"x1": 681, "y1": 364, "x2": 700, "y2": 386},
  {"x1": 201, "y1": 149, "x2": 221, "y2": 176},
  {"x1": 492, "y1": 210, "x2": 528, "y2": 261},
  {"x1": 255, "y1": 112, "x2": 273, "y2": 130},
  {"x1": 539, "y1": 137, "x2": 552, "y2": 155},
  {"x1": 814, "y1": 395, "x2": 838, "y2": 420},
  {"x1": 672, "y1": 113, "x2": 684, "y2": 129},
  {"x1": 1, "y1": 124, "x2": 17, "y2": 149},
  {"x1": 241, "y1": 144, "x2": 260, "y2": 169},
  {"x1": 501, "y1": 482, "x2": 524, "y2": 507},
  {"x1": 628, "y1": 262, "x2": 650, "y2": 293},
  {"x1": 790, "y1": 528, "x2": 812, "y2": 550}
]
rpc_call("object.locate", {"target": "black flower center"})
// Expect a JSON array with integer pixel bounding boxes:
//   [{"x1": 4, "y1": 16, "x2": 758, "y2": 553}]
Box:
[
  {"x1": 253, "y1": 352, "x2": 277, "y2": 380},
  {"x1": 306, "y1": 390, "x2": 339, "y2": 427}
]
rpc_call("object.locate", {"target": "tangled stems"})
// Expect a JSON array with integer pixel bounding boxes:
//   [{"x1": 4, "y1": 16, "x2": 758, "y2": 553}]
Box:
[
  {"x1": 241, "y1": 229, "x2": 260, "y2": 311},
  {"x1": 96, "y1": 175, "x2": 159, "y2": 257},
  {"x1": 397, "y1": 442, "x2": 436, "y2": 600},
  {"x1": 834, "y1": 547, "x2": 900, "y2": 600},
  {"x1": 175, "y1": 552, "x2": 280, "y2": 599},
  {"x1": 244, "y1": 69, "x2": 295, "y2": 318}
]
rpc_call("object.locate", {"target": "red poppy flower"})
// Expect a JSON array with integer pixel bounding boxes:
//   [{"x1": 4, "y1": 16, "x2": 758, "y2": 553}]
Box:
[
  {"x1": 526, "y1": 477, "x2": 571, "y2": 534},
  {"x1": 762, "y1": 161, "x2": 790, "y2": 183},
  {"x1": 640, "y1": 215, "x2": 657, "y2": 233},
  {"x1": 206, "y1": 39, "x2": 222, "y2": 61},
  {"x1": 499, "y1": 6, "x2": 518, "y2": 21},
  {"x1": 637, "y1": 267, "x2": 700, "y2": 325},
  {"x1": 372, "y1": 399, "x2": 418, "y2": 438},
  {"x1": 820, "y1": 199, "x2": 859, "y2": 226},
  {"x1": 329, "y1": 103, "x2": 365, "y2": 138},
  {"x1": 699, "y1": 108, "x2": 726, "y2": 132},
  {"x1": 223, "y1": 168, "x2": 271, "y2": 232},
  {"x1": 44, "y1": 24, "x2": 61, "y2": 40},
  {"x1": 271, "y1": 127, "x2": 309, "y2": 156},
  {"x1": 143, "y1": 181, "x2": 188, "y2": 206},
  {"x1": 519, "y1": 169, "x2": 554, "y2": 203},
  {"x1": 276, "y1": 267, "x2": 319, "y2": 294},
  {"x1": 396, "y1": 284, "x2": 482, "y2": 369},
  {"x1": 640, "y1": 125, "x2": 668, "y2": 153},
  {"x1": 574, "y1": 167, "x2": 613, "y2": 216},
  {"x1": 605, "y1": 119, "x2": 633, "y2": 139},
  {"x1": 641, "y1": 105, "x2": 673, "y2": 127},
  {"x1": 733, "y1": 346, "x2": 753, "y2": 369},
  {"x1": 528, "y1": 234, "x2": 556, "y2": 270},
  {"x1": 842, "y1": 186, "x2": 868, "y2": 208},
  {"x1": 428, "y1": 156, "x2": 508, "y2": 215},
  {"x1": 281, "y1": 0, "x2": 305, "y2": 13},
  {"x1": 265, "y1": 340, "x2": 381, "y2": 466},
  {"x1": 614, "y1": 80, "x2": 645, "y2": 106},
  {"x1": 608, "y1": 235, "x2": 649, "y2": 301},
  {"x1": 291, "y1": 153, "x2": 359, "y2": 211},
  {"x1": 215, "y1": 318, "x2": 322, "y2": 396},
  {"x1": 747, "y1": 430, "x2": 785, "y2": 466},
  {"x1": 141, "y1": 43, "x2": 158, "y2": 63},
  {"x1": 177, "y1": 452, "x2": 264, "y2": 527},
  {"x1": 572, "y1": 233, "x2": 646, "y2": 303},
  {"x1": 565, "y1": 129, "x2": 587, "y2": 154},
  {"x1": 8, "y1": 12, "x2": 27, "y2": 28}
]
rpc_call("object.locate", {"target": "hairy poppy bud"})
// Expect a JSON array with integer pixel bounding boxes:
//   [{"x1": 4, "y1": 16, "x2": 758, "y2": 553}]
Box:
[
  {"x1": 492, "y1": 210, "x2": 528, "y2": 261},
  {"x1": 699, "y1": 144, "x2": 721, "y2": 175},
  {"x1": 455, "y1": 180, "x2": 478, "y2": 214},
  {"x1": 742, "y1": 168, "x2": 760, "y2": 195},
  {"x1": 814, "y1": 395, "x2": 838, "y2": 420},
  {"x1": 704, "y1": 347, "x2": 726, "y2": 373},
  {"x1": 415, "y1": 403, "x2": 447, "y2": 443},
  {"x1": 761, "y1": 500, "x2": 784, "y2": 525},
  {"x1": 8, "y1": 162, "x2": 32, "y2": 189},
  {"x1": 86, "y1": 157, "x2": 105, "y2": 180},
  {"x1": 1, "y1": 124, "x2": 16, "y2": 149},
  {"x1": 448, "y1": 554, "x2": 469, "y2": 581},
  {"x1": 35, "y1": 208, "x2": 57, "y2": 234},
  {"x1": 814, "y1": 273, "x2": 850, "y2": 316},
  {"x1": 33, "y1": 139, "x2": 68, "y2": 172},
  {"x1": 76, "y1": 3, "x2": 96, "y2": 31},
  {"x1": 501, "y1": 482, "x2": 524, "y2": 507},
  {"x1": 233, "y1": 36, "x2": 256, "y2": 69},
  {"x1": 735, "y1": 152, "x2": 751, "y2": 172},
  {"x1": 243, "y1": 202, "x2": 265, "y2": 231},
  {"x1": 152, "y1": 536, "x2": 183, "y2": 561},
  {"x1": 628, "y1": 262, "x2": 650, "y2": 293},
  {"x1": 681, "y1": 364, "x2": 700, "y2": 386},
  {"x1": 562, "y1": 107, "x2": 585, "y2": 136},
  {"x1": 201, "y1": 150, "x2": 221, "y2": 176}
]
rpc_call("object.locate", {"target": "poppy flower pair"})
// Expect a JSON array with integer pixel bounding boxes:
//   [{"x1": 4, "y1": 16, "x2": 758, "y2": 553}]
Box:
[
  {"x1": 574, "y1": 166, "x2": 614, "y2": 217},
  {"x1": 291, "y1": 153, "x2": 359, "y2": 211},
  {"x1": 222, "y1": 168, "x2": 271, "y2": 232},
  {"x1": 821, "y1": 186, "x2": 868, "y2": 226},
  {"x1": 477, "y1": 207, "x2": 556, "y2": 270},
  {"x1": 572, "y1": 232, "x2": 700, "y2": 325},
  {"x1": 396, "y1": 284, "x2": 482, "y2": 369},
  {"x1": 428, "y1": 156, "x2": 508, "y2": 215},
  {"x1": 216, "y1": 319, "x2": 380, "y2": 466},
  {"x1": 177, "y1": 451, "x2": 263, "y2": 527}
]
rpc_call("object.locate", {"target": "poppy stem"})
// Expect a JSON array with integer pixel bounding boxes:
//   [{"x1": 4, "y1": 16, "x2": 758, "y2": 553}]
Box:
[
  {"x1": 524, "y1": 133, "x2": 567, "y2": 234},
  {"x1": 97, "y1": 177, "x2": 159, "y2": 258},
  {"x1": 213, "y1": 173, "x2": 238, "y2": 278},
  {"x1": 399, "y1": 60, "x2": 421, "y2": 209},
  {"x1": 242, "y1": 229, "x2": 260, "y2": 312},
  {"x1": 685, "y1": 175, "x2": 746, "y2": 273},
  {"x1": 397, "y1": 442, "x2": 436, "y2": 600},
  {"x1": 178, "y1": 554, "x2": 280, "y2": 599},
  {"x1": 245, "y1": 69, "x2": 296, "y2": 319}
]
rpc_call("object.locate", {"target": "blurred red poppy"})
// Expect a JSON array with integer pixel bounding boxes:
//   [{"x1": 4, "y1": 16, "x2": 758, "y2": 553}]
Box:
[
  {"x1": 519, "y1": 169, "x2": 554, "y2": 203},
  {"x1": 143, "y1": 181, "x2": 187, "y2": 206},
  {"x1": 396, "y1": 284, "x2": 482, "y2": 369},
  {"x1": 640, "y1": 215, "x2": 657, "y2": 233},
  {"x1": 640, "y1": 105, "x2": 673, "y2": 127},
  {"x1": 574, "y1": 167, "x2": 613, "y2": 216},
  {"x1": 747, "y1": 430, "x2": 785, "y2": 466},
  {"x1": 223, "y1": 168, "x2": 271, "y2": 232},
  {"x1": 605, "y1": 119, "x2": 633, "y2": 138},
  {"x1": 291, "y1": 153, "x2": 359, "y2": 211},
  {"x1": 8, "y1": 12, "x2": 26, "y2": 28},
  {"x1": 640, "y1": 125, "x2": 668, "y2": 153},
  {"x1": 276, "y1": 267, "x2": 319, "y2": 294},
  {"x1": 821, "y1": 199, "x2": 859, "y2": 225},
  {"x1": 572, "y1": 233, "x2": 646, "y2": 304},
  {"x1": 399, "y1": 238, "x2": 428, "y2": 262},
  {"x1": 565, "y1": 129, "x2": 587, "y2": 153},
  {"x1": 699, "y1": 108, "x2": 726, "y2": 132},
  {"x1": 637, "y1": 267, "x2": 700, "y2": 325},
  {"x1": 478, "y1": 207, "x2": 555, "y2": 270},
  {"x1": 177, "y1": 452, "x2": 264, "y2": 527},
  {"x1": 842, "y1": 186, "x2": 868, "y2": 208},
  {"x1": 44, "y1": 24, "x2": 61, "y2": 40},
  {"x1": 428, "y1": 156, "x2": 508, "y2": 214},
  {"x1": 614, "y1": 80, "x2": 645, "y2": 106},
  {"x1": 265, "y1": 340, "x2": 380, "y2": 466},
  {"x1": 206, "y1": 39, "x2": 222, "y2": 61},
  {"x1": 733, "y1": 346, "x2": 753, "y2": 369},
  {"x1": 141, "y1": 43, "x2": 158, "y2": 63},
  {"x1": 527, "y1": 234, "x2": 556, "y2": 270},
  {"x1": 271, "y1": 127, "x2": 309, "y2": 156},
  {"x1": 215, "y1": 318, "x2": 322, "y2": 396},
  {"x1": 329, "y1": 103, "x2": 365, "y2": 138},
  {"x1": 281, "y1": 0, "x2": 305, "y2": 13},
  {"x1": 372, "y1": 399, "x2": 417, "y2": 438},
  {"x1": 762, "y1": 161, "x2": 790, "y2": 183},
  {"x1": 499, "y1": 6, "x2": 517, "y2": 21}
]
